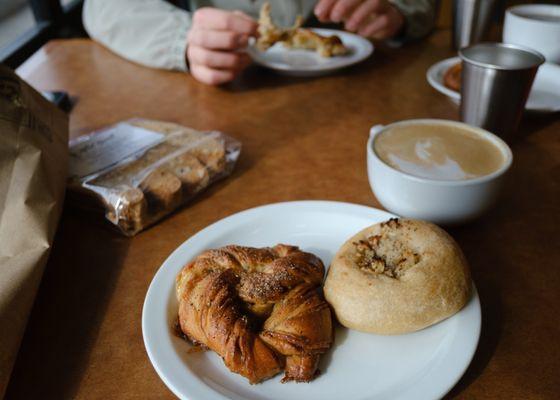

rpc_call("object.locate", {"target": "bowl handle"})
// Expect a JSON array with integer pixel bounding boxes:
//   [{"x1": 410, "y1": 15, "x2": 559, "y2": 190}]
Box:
[{"x1": 369, "y1": 124, "x2": 385, "y2": 139}]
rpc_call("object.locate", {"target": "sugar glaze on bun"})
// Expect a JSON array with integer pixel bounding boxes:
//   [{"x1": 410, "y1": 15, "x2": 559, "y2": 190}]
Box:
[{"x1": 324, "y1": 219, "x2": 471, "y2": 334}]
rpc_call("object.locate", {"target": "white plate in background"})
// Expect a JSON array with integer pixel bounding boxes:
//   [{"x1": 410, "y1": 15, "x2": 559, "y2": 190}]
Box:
[
  {"x1": 248, "y1": 29, "x2": 373, "y2": 77},
  {"x1": 143, "y1": 201, "x2": 481, "y2": 400},
  {"x1": 427, "y1": 56, "x2": 560, "y2": 113}
]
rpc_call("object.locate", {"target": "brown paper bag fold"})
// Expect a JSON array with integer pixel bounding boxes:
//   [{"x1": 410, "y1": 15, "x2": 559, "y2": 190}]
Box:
[{"x1": 0, "y1": 65, "x2": 68, "y2": 398}]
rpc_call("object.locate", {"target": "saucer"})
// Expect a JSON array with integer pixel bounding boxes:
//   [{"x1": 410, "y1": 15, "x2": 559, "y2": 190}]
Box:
[{"x1": 427, "y1": 56, "x2": 560, "y2": 113}]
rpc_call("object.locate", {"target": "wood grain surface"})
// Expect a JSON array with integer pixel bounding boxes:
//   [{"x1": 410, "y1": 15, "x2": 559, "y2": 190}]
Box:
[{"x1": 6, "y1": 29, "x2": 560, "y2": 399}]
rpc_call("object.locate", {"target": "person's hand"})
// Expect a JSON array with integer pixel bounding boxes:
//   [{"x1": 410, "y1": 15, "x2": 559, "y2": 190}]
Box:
[
  {"x1": 187, "y1": 8, "x2": 257, "y2": 85},
  {"x1": 314, "y1": 0, "x2": 405, "y2": 40}
]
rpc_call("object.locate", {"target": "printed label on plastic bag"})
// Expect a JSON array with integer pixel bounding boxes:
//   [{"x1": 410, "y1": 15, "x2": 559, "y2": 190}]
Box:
[{"x1": 69, "y1": 123, "x2": 164, "y2": 179}]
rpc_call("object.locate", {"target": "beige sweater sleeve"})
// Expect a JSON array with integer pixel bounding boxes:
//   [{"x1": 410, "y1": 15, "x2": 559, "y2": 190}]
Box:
[{"x1": 83, "y1": 0, "x2": 191, "y2": 71}]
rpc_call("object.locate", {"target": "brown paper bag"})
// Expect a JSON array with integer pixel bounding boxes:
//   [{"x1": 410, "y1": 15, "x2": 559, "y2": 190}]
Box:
[{"x1": 0, "y1": 65, "x2": 68, "y2": 397}]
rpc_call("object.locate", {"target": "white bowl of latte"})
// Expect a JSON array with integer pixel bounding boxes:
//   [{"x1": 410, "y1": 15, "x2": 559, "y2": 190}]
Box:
[{"x1": 367, "y1": 119, "x2": 512, "y2": 224}]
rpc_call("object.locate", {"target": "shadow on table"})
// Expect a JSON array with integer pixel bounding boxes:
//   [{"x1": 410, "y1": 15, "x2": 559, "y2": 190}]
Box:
[
  {"x1": 443, "y1": 136, "x2": 559, "y2": 397},
  {"x1": 514, "y1": 111, "x2": 559, "y2": 142},
  {"x1": 4, "y1": 208, "x2": 131, "y2": 400},
  {"x1": 442, "y1": 212, "x2": 508, "y2": 399},
  {"x1": 443, "y1": 277, "x2": 504, "y2": 399}
]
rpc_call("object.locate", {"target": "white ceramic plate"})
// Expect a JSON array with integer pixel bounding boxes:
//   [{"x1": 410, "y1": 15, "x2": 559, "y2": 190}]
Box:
[
  {"x1": 427, "y1": 56, "x2": 560, "y2": 113},
  {"x1": 248, "y1": 29, "x2": 373, "y2": 77},
  {"x1": 143, "y1": 201, "x2": 481, "y2": 400}
]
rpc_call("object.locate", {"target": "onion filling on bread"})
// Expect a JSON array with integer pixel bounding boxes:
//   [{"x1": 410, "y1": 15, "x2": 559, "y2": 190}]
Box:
[{"x1": 354, "y1": 219, "x2": 421, "y2": 279}]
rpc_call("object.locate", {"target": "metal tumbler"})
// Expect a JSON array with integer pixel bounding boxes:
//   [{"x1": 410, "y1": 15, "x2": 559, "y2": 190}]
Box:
[
  {"x1": 459, "y1": 43, "x2": 545, "y2": 139},
  {"x1": 452, "y1": 0, "x2": 497, "y2": 49}
]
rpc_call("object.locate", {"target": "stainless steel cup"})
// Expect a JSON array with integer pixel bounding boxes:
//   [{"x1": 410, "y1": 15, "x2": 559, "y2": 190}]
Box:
[
  {"x1": 459, "y1": 43, "x2": 545, "y2": 139},
  {"x1": 452, "y1": 0, "x2": 497, "y2": 49}
]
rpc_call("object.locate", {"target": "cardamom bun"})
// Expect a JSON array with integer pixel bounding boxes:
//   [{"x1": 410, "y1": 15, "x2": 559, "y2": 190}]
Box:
[{"x1": 324, "y1": 218, "x2": 471, "y2": 334}]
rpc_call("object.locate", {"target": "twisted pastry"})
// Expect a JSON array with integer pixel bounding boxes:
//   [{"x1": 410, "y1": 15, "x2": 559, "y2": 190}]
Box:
[{"x1": 176, "y1": 244, "x2": 333, "y2": 383}]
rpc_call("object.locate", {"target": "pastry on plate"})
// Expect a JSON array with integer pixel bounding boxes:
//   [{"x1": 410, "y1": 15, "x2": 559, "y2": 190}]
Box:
[
  {"x1": 443, "y1": 62, "x2": 462, "y2": 91},
  {"x1": 256, "y1": 2, "x2": 348, "y2": 57},
  {"x1": 176, "y1": 244, "x2": 333, "y2": 383},
  {"x1": 286, "y1": 29, "x2": 348, "y2": 58},
  {"x1": 324, "y1": 218, "x2": 471, "y2": 335}
]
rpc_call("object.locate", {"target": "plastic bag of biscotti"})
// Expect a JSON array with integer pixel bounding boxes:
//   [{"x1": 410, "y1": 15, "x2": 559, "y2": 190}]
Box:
[{"x1": 67, "y1": 118, "x2": 241, "y2": 236}]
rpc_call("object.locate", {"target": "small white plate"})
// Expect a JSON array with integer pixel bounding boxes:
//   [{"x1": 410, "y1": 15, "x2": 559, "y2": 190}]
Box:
[
  {"x1": 427, "y1": 56, "x2": 560, "y2": 113},
  {"x1": 248, "y1": 29, "x2": 373, "y2": 77},
  {"x1": 143, "y1": 201, "x2": 481, "y2": 400}
]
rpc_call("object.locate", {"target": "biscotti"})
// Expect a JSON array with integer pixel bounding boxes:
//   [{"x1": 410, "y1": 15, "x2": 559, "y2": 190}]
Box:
[{"x1": 68, "y1": 119, "x2": 241, "y2": 236}]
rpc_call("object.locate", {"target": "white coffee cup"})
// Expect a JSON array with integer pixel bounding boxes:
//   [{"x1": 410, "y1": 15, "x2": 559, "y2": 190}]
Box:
[
  {"x1": 367, "y1": 119, "x2": 513, "y2": 225},
  {"x1": 503, "y1": 4, "x2": 560, "y2": 64}
]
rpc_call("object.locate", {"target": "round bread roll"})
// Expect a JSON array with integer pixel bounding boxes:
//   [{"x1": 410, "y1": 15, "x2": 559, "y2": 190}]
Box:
[{"x1": 324, "y1": 218, "x2": 471, "y2": 334}]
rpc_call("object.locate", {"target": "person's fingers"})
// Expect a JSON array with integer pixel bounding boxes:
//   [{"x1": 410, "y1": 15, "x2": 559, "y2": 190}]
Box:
[
  {"x1": 188, "y1": 29, "x2": 249, "y2": 50},
  {"x1": 329, "y1": 0, "x2": 362, "y2": 23},
  {"x1": 358, "y1": 5, "x2": 404, "y2": 39},
  {"x1": 193, "y1": 7, "x2": 257, "y2": 35},
  {"x1": 345, "y1": 0, "x2": 387, "y2": 32},
  {"x1": 358, "y1": 13, "x2": 390, "y2": 38},
  {"x1": 190, "y1": 63, "x2": 236, "y2": 85},
  {"x1": 314, "y1": 0, "x2": 337, "y2": 22},
  {"x1": 188, "y1": 46, "x2": 249, "y2": 69}
]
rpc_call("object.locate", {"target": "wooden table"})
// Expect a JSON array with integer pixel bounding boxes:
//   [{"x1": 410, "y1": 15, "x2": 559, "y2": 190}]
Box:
[{"x1": 7, "y1": 29, "x2": 560, "y2": 399}]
